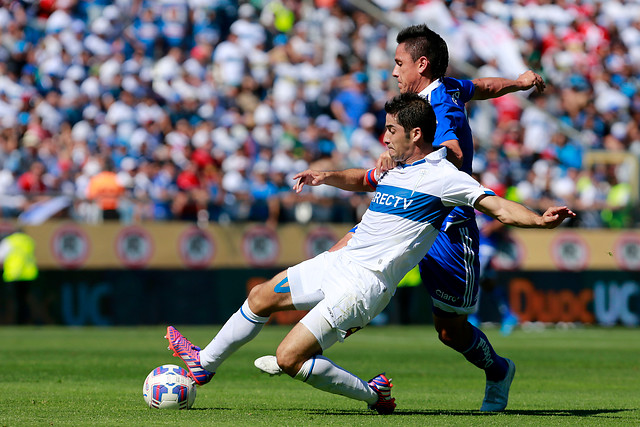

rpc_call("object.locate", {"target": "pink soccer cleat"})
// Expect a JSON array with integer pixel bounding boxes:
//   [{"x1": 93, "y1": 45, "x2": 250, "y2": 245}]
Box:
[
  {"x1": 367, "y1": 373, "x2": 396, "y2": 415},
  {"x1": 165, "y1": 326, "x2": 214, "y2": 385}
]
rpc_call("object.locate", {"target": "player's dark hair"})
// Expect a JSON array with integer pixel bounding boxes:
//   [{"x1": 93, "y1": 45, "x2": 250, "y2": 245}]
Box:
[
  {"x1": 396, "y1": 24, "x2": 449, "y2": 80},
  {"x1": 385, "y1": 93, "x2": 436, "y2": 143}
]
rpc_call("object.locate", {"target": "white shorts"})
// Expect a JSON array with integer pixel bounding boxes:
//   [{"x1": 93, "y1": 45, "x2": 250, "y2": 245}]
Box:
[{"x1": 288, "y1": 250, "x2": 392, "y2": 346}]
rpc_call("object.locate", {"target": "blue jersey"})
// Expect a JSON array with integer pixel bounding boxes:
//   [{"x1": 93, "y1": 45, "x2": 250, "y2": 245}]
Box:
[
  {"x1": 417, "y1": 78, "x2": 482, "y2": 313},
  {"x1": 421, "y1": 77, "x2": 475, "y2": 175},
  {"x1": 419, "y1": 78, "x2": 476, "y2": 225}
]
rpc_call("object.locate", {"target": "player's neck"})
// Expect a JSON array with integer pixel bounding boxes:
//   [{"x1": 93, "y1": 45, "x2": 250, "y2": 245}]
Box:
[
  {"x1": 403, "y1": 145, "x2": 433, "y2": 165},
  {"x1": 417, "y1": 76, "x2": 436, "y2": 93}
]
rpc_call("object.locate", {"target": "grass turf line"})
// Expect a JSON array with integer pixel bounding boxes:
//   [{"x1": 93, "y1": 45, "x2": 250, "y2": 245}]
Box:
[{"x1": 0, "y1": 325, "x2": 638, "y2": 426}]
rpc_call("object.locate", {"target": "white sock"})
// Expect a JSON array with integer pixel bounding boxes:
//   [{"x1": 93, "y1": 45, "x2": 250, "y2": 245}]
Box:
[
  {"x1": 199, "y1": 300, "x2": 269, "y2": 372},
  {"x1": 294, "y1": 355, "x2": 377, "y2": 404}
]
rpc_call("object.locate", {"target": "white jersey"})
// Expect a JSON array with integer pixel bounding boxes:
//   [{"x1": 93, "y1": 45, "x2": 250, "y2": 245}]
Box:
[{"x1": 342, "y1": 148, "x2": 494, "y2": 290}]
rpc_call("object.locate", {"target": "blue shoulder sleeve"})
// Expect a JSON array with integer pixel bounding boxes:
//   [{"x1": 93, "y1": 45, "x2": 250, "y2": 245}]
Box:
[{"x1": 442, "y1": 77, "x2": 475, "y2": 104}]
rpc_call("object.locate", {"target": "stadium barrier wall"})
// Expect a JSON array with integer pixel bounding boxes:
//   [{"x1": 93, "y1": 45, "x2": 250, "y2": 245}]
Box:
[
  {"x1": 491, "y1": 271, "x2": 639, "y2": 327},
  {"x1": 0, "y1": 222, "x2": 638, "y2": 326}
]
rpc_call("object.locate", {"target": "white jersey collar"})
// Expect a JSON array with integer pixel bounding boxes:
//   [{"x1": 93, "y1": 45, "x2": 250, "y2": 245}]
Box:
[
  {"x1": 427, "y1": 146, "x2": 447, "y2": 160},
  {"x1": 418, "y1": 79, "x2": 442, "y2": 103},
  {"x1": 400, "y1": 147, "x2": 447, "y2": 168}
]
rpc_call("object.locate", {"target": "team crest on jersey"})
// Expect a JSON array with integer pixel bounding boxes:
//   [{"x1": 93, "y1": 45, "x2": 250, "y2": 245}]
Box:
[{"x1": 451, "y1": 91, "x2": 460, "y2": 106}]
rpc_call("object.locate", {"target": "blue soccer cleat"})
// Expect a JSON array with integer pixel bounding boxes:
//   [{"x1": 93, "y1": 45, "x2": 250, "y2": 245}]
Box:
[
  {"x1": 500, "y1": 313, "x2": 519, "y2": 336},
  {"x1": 367, "y1": 373, "x2": 396, "y2": 415},
  {"x1": 165, "y1": 326, "x2": 214, "y2": 385},
  {"x1": 480, "y1": 358, "x2": 516, "y2": 412}
]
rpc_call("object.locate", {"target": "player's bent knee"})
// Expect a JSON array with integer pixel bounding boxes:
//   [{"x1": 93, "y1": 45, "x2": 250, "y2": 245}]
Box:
[
  {"x1": 247, "y1": 283, "x2": 266, "y2": 307},
  {"x1": 275, "y1": 346, "x2": 302, "y2": 377},
  {"x1": 247, "y1": 283, "x2": 278, "y2": 316},
  {"x1": 248, "y1": 272, "x2": 293, "y2": 316}
]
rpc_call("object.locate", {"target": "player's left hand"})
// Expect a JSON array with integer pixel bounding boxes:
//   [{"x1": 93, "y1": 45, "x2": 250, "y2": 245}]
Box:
[
  {"x1": 518, "y1": 70, "x2": 545, "y2": 93},
  {"x1": 541, "y1": 206, "x2": 576, "y2": 228},
  {"x1": 376, "y1": 151, "x2": 396, "y2": 176}
]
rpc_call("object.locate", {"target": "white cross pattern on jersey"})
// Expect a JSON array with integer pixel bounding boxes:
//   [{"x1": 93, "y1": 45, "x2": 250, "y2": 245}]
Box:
[{"x1": 341, "y1": 148, "x2": 495, "y2": 292}]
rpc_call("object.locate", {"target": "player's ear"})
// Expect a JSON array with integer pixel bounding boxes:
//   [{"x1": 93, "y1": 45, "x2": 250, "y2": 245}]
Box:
[
  {"x1": 417, "y1": 56, "x2": 428, "y2": 74},
  {"x1": 411, "y1": 127, "x2": 422, "y2": 144}
]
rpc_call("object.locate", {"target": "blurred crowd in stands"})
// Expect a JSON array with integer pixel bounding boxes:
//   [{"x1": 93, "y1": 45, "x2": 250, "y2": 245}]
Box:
[{"x1": 0, "y1": 0, "x2": 638, "y2": 228}]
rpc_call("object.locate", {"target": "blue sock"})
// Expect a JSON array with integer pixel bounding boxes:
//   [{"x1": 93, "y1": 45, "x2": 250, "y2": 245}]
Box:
[{"x1": 462, "y1": 325, "x2": 508, "y2": 382}]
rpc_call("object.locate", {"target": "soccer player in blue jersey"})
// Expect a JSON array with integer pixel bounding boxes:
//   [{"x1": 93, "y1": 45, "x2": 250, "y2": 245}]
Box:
[
  {"x1": 165, "y1": 94, "x2": 574, "y2": 414},
  {"x1": 395, "y1": 25, "x2": 545, "y2": 412},
  {"x1": 330, "y1": 24, "x2": 546, "y2": 412}
]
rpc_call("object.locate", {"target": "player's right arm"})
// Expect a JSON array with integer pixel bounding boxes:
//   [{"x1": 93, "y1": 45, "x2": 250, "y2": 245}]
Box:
[
  {"x1": 471, "y1": 70, "x2": 545, "y2": 100},
  {"x1": 474, "y1": 194, "x2": 575, "y2": 229},
  {"x1": 292, "y1": 168, "x2": 376, "y2": 193}
]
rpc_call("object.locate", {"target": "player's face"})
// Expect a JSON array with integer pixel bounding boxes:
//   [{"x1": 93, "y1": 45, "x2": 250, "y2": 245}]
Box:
[
  {"x1": 393, "y1": 43, "x2": 424, "y2": 94},
  {"x1": 383, "y1": 113, "x2": 415, "y2": 163}
]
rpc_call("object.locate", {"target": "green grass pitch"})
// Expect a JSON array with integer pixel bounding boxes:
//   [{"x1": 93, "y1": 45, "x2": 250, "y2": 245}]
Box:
[{"x1": 1, "y1": 325, "x2": 638, "y2": 426}]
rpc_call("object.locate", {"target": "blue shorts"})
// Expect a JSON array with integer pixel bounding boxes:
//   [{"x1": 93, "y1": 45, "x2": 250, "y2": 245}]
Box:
[{"x1": 419, "y1": 218, "x2": 480, "y2": 315}]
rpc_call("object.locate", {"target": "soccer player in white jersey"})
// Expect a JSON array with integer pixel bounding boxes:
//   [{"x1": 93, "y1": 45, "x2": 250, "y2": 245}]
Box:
[
  {"x1": 332, "y1": 24, "x2": 546, "y2": 412},
  {"x1": 166, "y1": 93, "x2": 574, "y2": 414}
]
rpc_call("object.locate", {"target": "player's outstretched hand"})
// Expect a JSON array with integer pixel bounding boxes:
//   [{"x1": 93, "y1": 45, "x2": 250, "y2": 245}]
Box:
[
  {"x1": 375, "y1": 150, "x2": 396, "y2": 176},
  {"x1": 518, "y1": 70, "x2": 546, "y2": 93},
  {"x1": 541, "y1": 206, "x2": 576, "y2": 228},
  {"x1": 292, "y1": 169, "x2": 327, "y2": 193}
]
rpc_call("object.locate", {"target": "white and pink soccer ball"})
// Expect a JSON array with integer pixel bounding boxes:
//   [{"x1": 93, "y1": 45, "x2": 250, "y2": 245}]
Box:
[{"x1": 143, "y1": 364, "x2": 196, "y2": 409}]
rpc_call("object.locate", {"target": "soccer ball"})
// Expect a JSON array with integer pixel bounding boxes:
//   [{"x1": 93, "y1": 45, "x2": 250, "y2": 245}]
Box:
[{"x1": 143, "y1": 364, "x2": 196, "y2": 409}]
